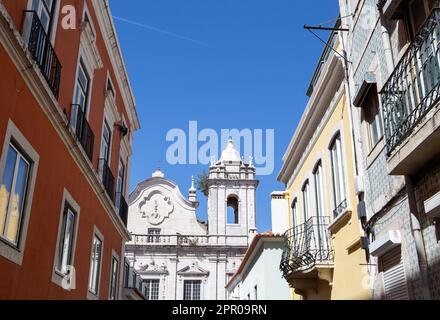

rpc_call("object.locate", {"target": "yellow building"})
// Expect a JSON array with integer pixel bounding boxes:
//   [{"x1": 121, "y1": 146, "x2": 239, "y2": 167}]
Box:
[{"x1": 275, "y1": 30, "x2": 370, "y2": 300}]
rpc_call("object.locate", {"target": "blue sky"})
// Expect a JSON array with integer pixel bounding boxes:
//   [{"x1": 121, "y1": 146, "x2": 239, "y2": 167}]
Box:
[{"x1": 110, "y1": 0, "x2": 339, "y2": 232}]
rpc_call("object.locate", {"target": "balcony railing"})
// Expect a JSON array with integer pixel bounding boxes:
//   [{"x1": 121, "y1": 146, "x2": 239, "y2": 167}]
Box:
[
  {"x1": 115, "y1": 192, "x2": 128, "y2": 227},
  {"x1": 99, "y1": 159, "x2": 115, "y2": 201},
  {"x1": 280, "y1": 216, "x2": 333, "y2": 278},
  {"x1": 70, "y1": 104, "x2": 94, "y2": 162},
  {"x1": 130, "y1": 234, "x2": 249, "y2": 247},
  {"x1": 333, "y1": 199, "x2": 348, "y2": 219},
  {"x1": 381, "y1": 9, "x2": 440, "y2": 156},
  {"x1": 23, "y1": 11, "x2": 62, "y2": 99}
]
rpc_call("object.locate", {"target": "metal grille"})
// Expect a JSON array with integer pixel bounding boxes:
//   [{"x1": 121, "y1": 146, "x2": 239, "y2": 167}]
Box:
[
  {"x1": 280, "y1": 216, "x2": 333, "y2": 277},
  {"x1": 70, "y1": 104, "x2": 95, "y2": 162},
  {"x1": 381, "y1": 9, "x2": 440, "y2": 156},
  {"x1": 23, "y1": 11, "x2": 62, "y2": 99}
]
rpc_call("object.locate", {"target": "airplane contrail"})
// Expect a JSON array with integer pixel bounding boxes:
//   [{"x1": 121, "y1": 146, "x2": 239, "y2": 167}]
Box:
[{"x1": 112, "y1": 16, "x2": 209, "y2": 47}]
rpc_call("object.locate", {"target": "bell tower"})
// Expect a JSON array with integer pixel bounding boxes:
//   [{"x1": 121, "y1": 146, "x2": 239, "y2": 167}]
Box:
[{"x1": 207, "y1": 139, "x2": 259, "y2": 244}]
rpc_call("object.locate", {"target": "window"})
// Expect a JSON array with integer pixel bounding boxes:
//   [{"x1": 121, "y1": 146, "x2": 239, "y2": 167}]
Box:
[
  {"x1": 227, "y1": 196, "x2": 239, "y2": 224},
  {"x1": 71, "y1": 62, "x2": 90, "y2": 132},
  {"x1": 302, "y1": 181, "x2": 311, "y2": 223},
  {"x1": 109, "y1": 256, "x2": 119, "y2": 300},
  {"x1": 145, "y1": 279, "x2": 160, "y2": 300},
  {"x1": 56, "y1": 204, "x2": 76, "y2": 274},
  {"x1": 313, "y1": 162, "x2": 325, "y2": 218},
  {"x1": 362, "y1": 88, "x2": 383, "y2": 150},
  {"x1": 124, "y1": 260, "x2": 130, "y2": 288},
  {"x1": 330, "y1": 134, "x2": 347, "y2": 219},
  {"x1": 435, "y1": 218, "x2": 440, "y2": 243},
  {"x1": 147, "y1": 228, "x2": 161, "y2": 243},
  {"x1": 115, "y1": 159, "x2": 125, "y2": 210},
  {"x1": 183, "y1": 280, "x2": 201, "y2": 300},
  {"x1": 31, "y1": 0, "x2": 57, "y2": 34},
  {"x1": 101, "y1": 120, "x2": 111, "y2": 163},
  {"x1": 88, "y1": 233, "x2": 103, "y2": 295},
  {"x1": 106, "y1": 77, "x2": 115, "y2": 98},
  {"x1": 0, "y1": 143, "x2": 30, "y2": 246},
  {"x1": 291, "y1": 199, "x2": 298, "y2": 227}
]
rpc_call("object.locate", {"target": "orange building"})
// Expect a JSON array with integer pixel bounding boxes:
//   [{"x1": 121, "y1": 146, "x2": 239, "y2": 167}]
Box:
[{"x1": 0, "y1": 0, "x2": 139, "y2": 299}]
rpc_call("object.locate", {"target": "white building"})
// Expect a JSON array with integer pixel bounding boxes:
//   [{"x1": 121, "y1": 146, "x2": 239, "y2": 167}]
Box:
[
  {"x1": 225, "y1": 232, "x2": 291, "y2": 300},
  {"x1": 125, "y1": 139, "x2": 258, "y2": 300}
]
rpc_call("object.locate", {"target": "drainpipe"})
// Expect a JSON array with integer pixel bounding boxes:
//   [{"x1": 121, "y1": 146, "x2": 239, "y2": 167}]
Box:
[{"x1": 405, "y1": 176, "x2": 431, "y2": 300}]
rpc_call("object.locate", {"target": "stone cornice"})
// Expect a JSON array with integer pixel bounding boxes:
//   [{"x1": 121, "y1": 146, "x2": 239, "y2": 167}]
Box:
[{"x1": 0, "y1": 3, "x2": 131, "y2": 241}]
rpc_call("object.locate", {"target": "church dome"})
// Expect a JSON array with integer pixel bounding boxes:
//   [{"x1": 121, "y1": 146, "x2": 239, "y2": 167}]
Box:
[{"x1": 220, "y1": 139, "x2": 242, "y2": 163}]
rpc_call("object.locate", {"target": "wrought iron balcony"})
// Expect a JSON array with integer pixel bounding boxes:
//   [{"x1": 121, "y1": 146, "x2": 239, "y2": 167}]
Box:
[
  {"x1": 70, "y1": 104, "x2": 95, "y2": 162},
  {"x1": 115, "y1": 192, "x2": 128, "y2": 227},
  {"x1": 23, "y1": 11, "x2": 62, "y2": 99},
  {"x1": 99, "y1": 159, "x2": 115, "y2": 201},
  {"x1": 333, "y1": 199, "x2": 348, "y2": 219},
  {"x1": 381, "y1": 9, "x2": 440, "y2": 156},
  {"x1": 280, "y1": 216, "x2": 333, "y2": 282}
]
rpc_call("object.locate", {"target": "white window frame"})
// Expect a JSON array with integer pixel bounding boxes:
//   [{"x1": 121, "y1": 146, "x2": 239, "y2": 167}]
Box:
[
  {"x1": 87, "y1": 226, "x2": 104, "y2": 300},
  {"x1": 183, "y1": 279, "x2": 202, "y2": 301},
  {"x1": 26, "y1": 0, "x2": 61, "y2": 44},
  {"x1": 108, "y1": 250, "x2": 120, "y2": 300},
  {"x1": 329, "y1": 132, "x2": 348, "y2": 218},
  {"x1": 144, "y1": 279, "x2": 160, "y2": 300},
  {"x1": 0, "y1": 120, "x2": 39, "y2": 266},
  {"x1": 51, "y1": 189, "x2": 80, "y2": 289}
]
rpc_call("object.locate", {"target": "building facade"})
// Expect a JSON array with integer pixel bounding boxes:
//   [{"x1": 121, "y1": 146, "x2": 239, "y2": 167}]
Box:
[
  {"x1": 0, "y1": 0, "x2": 139, "y2": 299},
  {"x1": 125, "y1": 140, "x2": 258, "y2": 300},
  {"x1": 275, "y1": 30, "x2": 371, "y2": 300},
  {"x1": 338, "y1": 0, "x2": 440, "y2": 299},
  {"x1": 226, "y1": 232, "x2": 291, "y2": 300}
]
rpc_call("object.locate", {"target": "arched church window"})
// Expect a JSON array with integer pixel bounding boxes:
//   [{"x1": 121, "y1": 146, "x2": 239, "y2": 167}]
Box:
[{"x1": 227, "y1": 196, "x2": 239, "y2": 224}]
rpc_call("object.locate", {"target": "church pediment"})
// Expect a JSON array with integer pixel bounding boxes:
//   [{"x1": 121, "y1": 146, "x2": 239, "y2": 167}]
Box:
[
  {"x1": 177, "y1": 263, "x2": 209, "y2": 276},
  {"x1": 138, "y1": 261, "x2": 169, "y2": 275}
]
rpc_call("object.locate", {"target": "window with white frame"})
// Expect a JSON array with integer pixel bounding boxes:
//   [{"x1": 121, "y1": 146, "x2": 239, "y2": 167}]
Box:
[
  {"x1": 183, "y1": 280, "x2": 201, "y2": 300},
  {"x1": 291, "y1": 198, "x2": 298, "y2": 227},
  {"x1": 101, "y1": 120, "x2": 111, "y2": 163},
  {"x1": 88, "y1": 233, "x2": 103, "y2": 295},
  {"x1": 313, "y1": 162, "x2": 325, "y2": 218},
  {"x1": 145, "y1": 279, "x2": 160, "y2": 300},
  {"x1": 72, "y1": 61, "x2": 90, "y2": 131},
  {"x1": 109, "y1": 256, "x2": 119, "y2": 300},
  {"x1": 115, "y1": 159, "x2": 125, "y2": 210},
  {"x1": 302, "y1": 181, "x2": 311, "y2": 223},
  {"x1": 0, "y1": 143, "x2": 31, "y2": 246},
  {"x1": 330, "y1": 134, "x2": 347, "y2": 219},
  {"x1": 56, "y1": 203, "x2": 77, "y2": 275},
  {"x1": 30, "y1": 0, "x2": 57, "y2": 35}
]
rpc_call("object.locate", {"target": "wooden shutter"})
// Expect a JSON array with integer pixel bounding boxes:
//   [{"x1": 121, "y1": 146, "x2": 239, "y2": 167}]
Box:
[{"x1": 381, "y1": 247, "x2": 409, "y2": 300}]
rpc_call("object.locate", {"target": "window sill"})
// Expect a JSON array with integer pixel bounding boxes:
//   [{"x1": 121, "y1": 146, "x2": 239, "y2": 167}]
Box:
[
  {"x1": 328, "y1": 209, "x2": 352, "y2": 235},
  {"x1": 87, "y1": 290, "x2": 99, "y2": 300},
  {"x1": 0, "y1": 237, "x2": 23, "y2": 266}
]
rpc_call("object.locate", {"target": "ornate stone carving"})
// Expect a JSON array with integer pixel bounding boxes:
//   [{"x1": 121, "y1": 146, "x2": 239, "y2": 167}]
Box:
[{"x1": 139, "y1": 192, "x2": 174, "y2": 225}]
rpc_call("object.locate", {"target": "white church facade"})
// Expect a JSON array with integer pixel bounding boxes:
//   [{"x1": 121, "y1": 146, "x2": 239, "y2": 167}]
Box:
[{"x1": 125, "y1": 140, "x2": 258, "y2": 300}]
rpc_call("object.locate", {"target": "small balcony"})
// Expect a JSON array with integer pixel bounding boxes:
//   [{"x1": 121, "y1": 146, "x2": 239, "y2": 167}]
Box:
[
  {"x1": 70, "y1": 104, "x2": 95, "y2": 162},
  {"x1": 22, "y1": 11, "x2": 62, "y2": 99},
  {"x1": 280, "y1": 216, "x2": 334, "y2": 292},
  {"x1": 115, "y1": 192, "x2": 128, "y2": 227},
  {"x1": 99, "y1": 159, "x2": 115, "y2": 201},
  {"x1": 381, "y1": 9, "x2": 440, "y2": 175}
]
